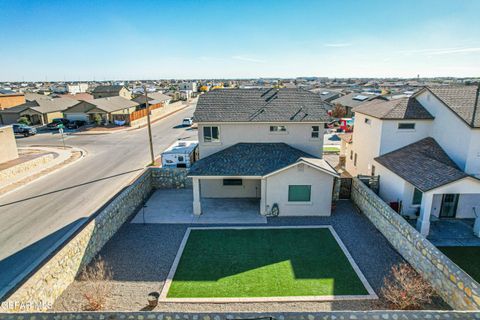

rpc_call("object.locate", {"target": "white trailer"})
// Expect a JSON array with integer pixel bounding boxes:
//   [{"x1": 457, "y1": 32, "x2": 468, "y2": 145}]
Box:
[{"x1": 161, "y1": 140, "x2": 198, "y2": 168}]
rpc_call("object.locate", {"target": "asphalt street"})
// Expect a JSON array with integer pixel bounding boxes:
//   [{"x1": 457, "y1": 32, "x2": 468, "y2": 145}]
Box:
[{"x1": 0, "y1": 103, "x2": 196, "y2": 298}]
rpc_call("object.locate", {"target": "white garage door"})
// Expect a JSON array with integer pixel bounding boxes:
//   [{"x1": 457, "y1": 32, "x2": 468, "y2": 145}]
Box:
[{"x1": 65, "y1": 113, "x2": 88, "y2": 122}]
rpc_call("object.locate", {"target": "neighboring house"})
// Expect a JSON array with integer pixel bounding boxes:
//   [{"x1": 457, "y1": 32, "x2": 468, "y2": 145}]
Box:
[
  {"x1": 67, "y1": 83, "x2": 88, "y2": 94},
  {"x1": 0, "y1": 90, "x2": 25, "y2": 110},
  {"x1": 63, "y1": 96, "x2": 139, "y2": 124},
  {"x1": 178, "y1": 82, "x2": 197, "y2": 92},
  {"x1": 91, "y1": 85, "x2": 132, "y2": 100},
  {"x1": 131, "y1": 92, "x2": 171, "y2": 107},
  {"x1": 309, "y1": 88, "x2": 343, "y2": 102},
  {"x1": 60, "y1": 93, "x2": 94, "y2": 101},
  {"x1": 343, "y1": 85, "x2": 480, "y2": 236},
  {"x1": 0, "y1": 97, "x2": 78, "y2": 125},
  {"x1": 0, "y1": 125, "x2": 18, "y2": 164},
  {"x1": 330, "y1": 92, "x2": 385, "y2": 117},
  {"x1": 188, "y1": 88, "x2": 339, "y2": 217}
]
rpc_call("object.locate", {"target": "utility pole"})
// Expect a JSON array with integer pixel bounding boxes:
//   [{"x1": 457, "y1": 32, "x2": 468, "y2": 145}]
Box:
[{"x1": 144, "y1": 85, "x2": 155, "y2": 165}]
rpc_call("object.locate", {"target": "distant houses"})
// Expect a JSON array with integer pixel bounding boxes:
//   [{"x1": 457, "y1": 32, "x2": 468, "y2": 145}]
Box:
[
  {"x1": 330, "y1": 92, "x2": 386, "y2": 117},
  {"x1": 0, "y1": 89, "x2": 26, "y2": 110},
  {"x1": 91, "y1": 85, "x2": 132, "y2": 100}
]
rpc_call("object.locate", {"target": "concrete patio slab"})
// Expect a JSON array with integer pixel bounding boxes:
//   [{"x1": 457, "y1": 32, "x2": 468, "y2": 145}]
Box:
[
  {"x1": 131, "y1": 189, "x2": 266, "y2": 224},
  {"x1": 427, "y1": 219, "x2": 480, "y2": 246}
]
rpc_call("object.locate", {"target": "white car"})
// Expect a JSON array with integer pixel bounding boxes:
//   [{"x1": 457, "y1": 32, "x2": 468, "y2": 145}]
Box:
[{"x1": 182, "y1": 117, "x2": 193, "y2": 126}]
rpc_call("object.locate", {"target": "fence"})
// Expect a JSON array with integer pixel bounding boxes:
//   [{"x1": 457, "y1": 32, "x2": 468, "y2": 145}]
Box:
[{"x1": 129, "y1": 102, "x2": 164, "y2": 122}]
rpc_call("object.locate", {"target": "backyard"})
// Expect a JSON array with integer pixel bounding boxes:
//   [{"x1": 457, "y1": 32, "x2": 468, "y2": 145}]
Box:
[{"x1": 163, "y1": 227, "x2": 374, "y2": 300}]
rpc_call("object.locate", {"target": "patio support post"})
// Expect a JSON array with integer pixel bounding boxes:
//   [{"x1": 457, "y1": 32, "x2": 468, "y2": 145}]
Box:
[
  {"x1": 193, "y1": 177, "x2": 202, "y2": 215},
  {"x1": 417, "y1": 192, "x2": 433, "y2": 236},
  {"x1": 260, "y1": 178, "x2": 267, "y2": 215}
]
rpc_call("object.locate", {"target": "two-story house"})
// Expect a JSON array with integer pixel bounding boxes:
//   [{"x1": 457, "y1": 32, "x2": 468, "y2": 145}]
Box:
[
  {"x1": 188, "y1": 88, "x2": 339, "y2": 217},
  {"x1": 343, "y1": 85, "x2": 480, "y2": 236},
  {"x1": 91, "y1": 85, "x2": 132, "y2": 100}
]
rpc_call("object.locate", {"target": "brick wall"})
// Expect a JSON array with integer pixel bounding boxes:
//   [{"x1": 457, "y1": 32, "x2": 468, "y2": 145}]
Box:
[{"x1": 351, "y1": 177, "x2": 480, "y2": 310}]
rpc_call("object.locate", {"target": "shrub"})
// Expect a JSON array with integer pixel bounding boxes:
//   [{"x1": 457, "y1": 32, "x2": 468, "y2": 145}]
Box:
[
  {"x1": 331, "y1": 103, "x2": 347, "y2": 118},
  {"x1": 381, "y1": 262, "x2": 434, "y2": 310},
  {"x1": 94, "y1": 114, "x2": 103, "y2": 126},
  {"x1": 79, "y1": 256, "x2": 113, "y2": 311},
  {"x1": 17, "y1": 116, "x2": 31, "y2": 125}
]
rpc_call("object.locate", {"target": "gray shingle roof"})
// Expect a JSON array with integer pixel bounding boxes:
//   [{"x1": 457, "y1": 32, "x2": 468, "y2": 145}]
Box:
[
  {"x1": 89, "y1": 96, "x2": 138, "y2": 113},
  {"x1": 426, "y1": 85, "x2": 480, "y2": 128},
  {"x1": 132, "y1": 92, "x2": 171, "y2": 104},
  {"x1": 193, "y1": 88, "x2": 331, "y2": 123},
  {"x1": 353, "y1": 97, "x2": 434, "y2": 120},
  {"x1": 0, "y1": 98, "x2": 78, "y2": 114},
  {"x1": 330, "y1": 92, "x2": 382, "y2": 108},
  {"x1": 189, "y1": 143, "x2": 317, "y2": 176},
  {"x1": 92, "y1": 85, "x2": 126, "y2": 94},
  {"x1": 374, "y1": 137, "x2": 468, "y2": 191}
]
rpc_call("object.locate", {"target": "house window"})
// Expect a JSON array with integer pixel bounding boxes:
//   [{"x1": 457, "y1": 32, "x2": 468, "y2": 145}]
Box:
[
  {"x1": 412, "y1": 188, "x2": 423, "y2": 205},
  {"x1": 288, "y1": 185, "x2": 311, "y2": 202},
  {"x1": 270, "y1": 125, "x2": 287, "y2": 132},
  {"x1": 364, "y1": 118, "x2": 371, "y2": 124},
  {"x1": 311, "y1": 126, "x2": 320, "y2": 138},
  {"x1": 354, "y1": 153, "x2": 357, "y2": 166},
  {"x1": 371, "y1": 165, "x2": 376, "y2": 176},
  {"x1": 223, "y1": 179, "x2": 242, "y2": 186},
  {"x1": 398, "y1": 123, "x2": 415, "y2": 130},
  {"x1": 203, "y1": 126, "x2": 220, "y2": 142},
  {"x1": 350, "y1": 150, "x2": 353, "y2": 160}
]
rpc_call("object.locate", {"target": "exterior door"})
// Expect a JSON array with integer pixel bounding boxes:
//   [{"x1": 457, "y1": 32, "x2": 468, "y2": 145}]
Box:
[{"x1": 439, "y1": 194, "x2": 459, "y2": 218}]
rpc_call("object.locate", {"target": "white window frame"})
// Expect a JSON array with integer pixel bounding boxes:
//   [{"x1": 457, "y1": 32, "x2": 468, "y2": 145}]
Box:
[
  {"x1": 311, "y1": 125, "x2": 320, "y2": 139},
  {"x1": 203, "y1": 126, "x2": 220, "y2": 143}
]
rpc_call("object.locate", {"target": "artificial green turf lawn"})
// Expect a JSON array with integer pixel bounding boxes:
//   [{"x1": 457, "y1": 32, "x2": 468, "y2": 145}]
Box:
[
  {"x1": 438, "y1": 247, "x2": 480, "y2": 283},
  {"x1": 167, "y1": 228, "x2": 369, "y2": 298},
  {"x1": 323, "y1": 146, "x2": 340, "y2": 152}
]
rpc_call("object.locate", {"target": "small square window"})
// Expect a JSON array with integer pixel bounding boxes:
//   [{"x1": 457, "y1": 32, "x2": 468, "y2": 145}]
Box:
[
  {"x1": 398, "y1": 123, "x2": 415, "y2": 130},
  {"x1": 311, "y1": 125, "x2": 320, "y2": 138},
  {"x1": 288, "y1": 185, "x2": 311, "y2": 202},
  {"x1": 270, "y1": 125, "x2": 287, "y2": 132},
  {"x1": 364, "y1": 118, "x2": 371, "y2": 124},
  {"x1": 203, "y1": 126, "x2": 220, "y2": 142}
]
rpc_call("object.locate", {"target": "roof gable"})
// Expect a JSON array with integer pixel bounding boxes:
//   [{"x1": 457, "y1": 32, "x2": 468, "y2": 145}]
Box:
[
  {"x1": 353, "y1": 97, "x2": 434, "y2": 120},
  {"x1": 193, "y1": 88, "x2": 331, "y2": 123}
]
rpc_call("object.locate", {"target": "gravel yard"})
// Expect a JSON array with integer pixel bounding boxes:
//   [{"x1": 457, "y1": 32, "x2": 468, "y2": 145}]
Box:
[{"x1": 53, "y1": 200, "x2": 448, "y2": 312}]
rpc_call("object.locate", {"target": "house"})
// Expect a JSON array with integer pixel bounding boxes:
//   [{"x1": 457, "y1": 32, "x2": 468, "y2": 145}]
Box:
[
  {"x1": 188, "y1": 88, "x2": 339, "y2": 217},
  {"x1": 131, "y1": 92, "x2": 171, "y2": 107},
  {"x1": 91, "y1": 85, "x2": 132, "y2": 100},
  {"x1": 178, "y1": 82, "x2": 197, "y2": 92},
  {"x1": 63, "y1": 96, "x2": 139, "y2": 124},
  {"x1": 309, "y1": 88, "x2": 343, "y2": 102},
  {"x1": 342, "y1": 85, "x2": 480, "y2": 236},
  {"x1": 0, "y1": 89, "x2": 25, "y2": 110},
  {"x1": 330, "y1": 92, "x2": 386, "y2": 117},
  {"x1": 0, "y1": 97, "x2": 78, "y2": 125},
  {"x1": 0, "y1": 125, "x2": 18, "y2": 164}
]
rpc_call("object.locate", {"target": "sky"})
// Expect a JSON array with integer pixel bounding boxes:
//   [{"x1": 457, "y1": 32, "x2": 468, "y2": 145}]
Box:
[{"x1": 1, "y1": 0, "x2": 480, "y2": 81}]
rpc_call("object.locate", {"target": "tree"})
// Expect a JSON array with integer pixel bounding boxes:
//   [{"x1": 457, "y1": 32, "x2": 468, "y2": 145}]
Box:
[
  {"x1": 199, "y1": 85, "x2": 209, "y2": 92},
  {"x1": 17, "y1": 116, "x2": 31, "y2": 125},
  {"x1": 331, "y1": 103, "x2": 347, "y2": 118}
]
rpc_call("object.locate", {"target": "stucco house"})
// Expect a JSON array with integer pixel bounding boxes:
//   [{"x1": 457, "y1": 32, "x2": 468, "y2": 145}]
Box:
[
  {"x1": 91, "y1": 85, "x2": 132, "y2": 100},
  {"x1": 342, "y1": 85, "x2": 480, "y2": 236},
  {"x1": 63, "y1": 96, "x2": 138, "y2": 124},
  {"x1": 188, "y1": 88, "x2": 339, "y2": 217}
]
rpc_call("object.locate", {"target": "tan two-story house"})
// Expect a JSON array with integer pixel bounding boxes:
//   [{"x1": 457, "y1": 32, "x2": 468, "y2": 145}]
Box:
[{"x1": 188, "y1": 88, "x2": 338, "y2": 217}]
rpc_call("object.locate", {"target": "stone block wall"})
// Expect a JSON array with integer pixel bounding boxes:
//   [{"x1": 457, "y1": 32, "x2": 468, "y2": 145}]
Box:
[
  {"x1": 151, "y1": 167, "x2": 192, "y2": 189},
  {"x1": 1, "y1": 170, "x2": 154, "y2": 312},
  {"x1": 351, "y1": 177, "x2": 480, "y2": 310},
  {"x1": 0, "y1": 153, "x2": 54, "y2": 183}
]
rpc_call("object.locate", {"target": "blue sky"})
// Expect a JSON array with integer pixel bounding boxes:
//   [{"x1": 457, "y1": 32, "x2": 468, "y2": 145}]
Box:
[{"x1": 1, "y1": 0, "x2": 479, "y2": 81}]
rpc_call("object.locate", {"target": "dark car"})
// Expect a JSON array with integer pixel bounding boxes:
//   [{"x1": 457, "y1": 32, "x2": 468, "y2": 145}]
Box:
[
  {"x1": 47, "y1": 118, "x2": 70, "y2": 129},
  {"x1": 12, "y1": 123, "x2": 37, "y2": 137},
  {"x1": 66, "y1": 120, "x2": 87, "y2": 129}
]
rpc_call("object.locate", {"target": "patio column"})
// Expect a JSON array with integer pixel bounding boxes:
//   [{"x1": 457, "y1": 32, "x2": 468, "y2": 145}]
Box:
[
  {"x1": 416, "y1": 192, "x2": 433, "y2": 236},
  {"x1": 260, "y1": 178, "x2": 267, "y2": 215},
  {"x1": 192, "y1": 177, "x2": 202, "y2": 215}
]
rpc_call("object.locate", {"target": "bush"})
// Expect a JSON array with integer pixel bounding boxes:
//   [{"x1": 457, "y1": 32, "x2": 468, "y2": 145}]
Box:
[
  {"x1": 381, "y1": 263, "x2": 434, "y2": 310},
  {"x1": 17, "y1": 116, "x2": 31, "y2": 125},
  {"x1": 79, "y1": 256, "x2": 113, "y2": 311},
  {"x1": 93, "y1": 114, "x2": 103, "y2": 126}
]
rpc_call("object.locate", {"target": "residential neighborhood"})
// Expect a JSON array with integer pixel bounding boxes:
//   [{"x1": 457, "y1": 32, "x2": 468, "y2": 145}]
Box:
[{"x1": 0, "y1": 1, "x2": 480, "y2": 320}]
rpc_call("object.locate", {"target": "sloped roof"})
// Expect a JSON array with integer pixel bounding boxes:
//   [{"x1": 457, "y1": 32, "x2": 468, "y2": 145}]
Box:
[
  {"x1": 330, "y1": 92, "x2": 382, "y2": 108},
  {"x1": 132, "y1": 92, "x2": 171, "y2": 104},
  {"x1": 0, "y1": 98, "x2": 78, "y2": 114},
  {"x1": 193, "y1": 88, "x2": 331, "y2": 123},
  {"x1": 88, "y1": 96, "x2": 138, "y2": 113},
  {"x1": 374, "y1": 137, "x2": 468, "y2": 191},
  {"x1": 425, "y1": 85, "x2": 480, "y2": 128},
  {"x1": 92, "y1": 85, "x2": 126, "y2": 94},
  {"x1": 189, "y1": 143, "x2": 317, "y2": 176},
  {"x1": 353, "y1": 97, "x2": 434, "y2": 120}
]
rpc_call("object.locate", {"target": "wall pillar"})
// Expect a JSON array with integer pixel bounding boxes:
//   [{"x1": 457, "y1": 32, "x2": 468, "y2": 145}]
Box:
[
  {"x1": 416, "y1": 192, "x2": 433, "y2": 236},
  {"x1": 260, "y1": 178, "x2": 267, "y2": 215},
  {"x1": 192, "y1": 177, "x2": 202, "y2": 215}
]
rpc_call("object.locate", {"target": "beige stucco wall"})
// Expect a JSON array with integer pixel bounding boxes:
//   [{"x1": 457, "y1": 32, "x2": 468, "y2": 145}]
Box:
[
  {"x1": 200, "y1": 178, "x2": 261, "y2": 198},
  {"x1": 0, "y1": 126, "x2": 18, "y2": 163},
  {"x1": 45, "y1": 111, "x2": 64, "y2": 123},
  {"x1": 197, "y1": 122, "x2": 325, "y2": 159},
  {"x1": 264, "y1": 164, "x2": 334, "y2": 216}
]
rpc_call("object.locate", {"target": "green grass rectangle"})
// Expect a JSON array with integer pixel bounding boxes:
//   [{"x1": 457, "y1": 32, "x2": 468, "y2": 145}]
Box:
[
  {"x1": 438, "y1": 246, "x2": 480, "y2": 282},
  {"x1": 167, "y1": 228, "x2": 369, "y2": 298}
]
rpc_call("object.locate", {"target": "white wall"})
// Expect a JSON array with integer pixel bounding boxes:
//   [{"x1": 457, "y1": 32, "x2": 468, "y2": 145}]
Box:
[
  {"x1": 200, "y1": 178, "x2": 261, "y2": 198},
  {"x1": 376, "y1": 162, "x2": 407, "y2": 207},
  {"x1": 416, "y1": 91, "x2": 480, "y2": 176},
  {"x1": 379, "y1": 120, "x2": 431, "y2": 154},
  {"x1": 198, "y1": 122, "x2": 324, "y2": 158},
  {"x1": 264, "y1": 164, "x2": 334, "y2": 216}
]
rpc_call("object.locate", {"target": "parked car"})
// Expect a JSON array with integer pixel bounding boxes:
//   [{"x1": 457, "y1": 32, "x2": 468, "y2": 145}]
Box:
[
  {"x1": 66, "y1": 120, "x2": 87, "y2": 129},
  {"x1": 12, "y1": 123, "x2": 37, "y2": 137},
  {"x1": 182, "y1": 117, "x2": 193, "y2": 126},
  {"x1": 47, "y1": 118, "x2": 70, "y2": 129}
]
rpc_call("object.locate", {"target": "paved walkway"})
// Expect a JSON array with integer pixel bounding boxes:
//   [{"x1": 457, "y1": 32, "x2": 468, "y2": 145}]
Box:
[{"x1": 131, "y1": 188, "x2": 266, "y2": 224}]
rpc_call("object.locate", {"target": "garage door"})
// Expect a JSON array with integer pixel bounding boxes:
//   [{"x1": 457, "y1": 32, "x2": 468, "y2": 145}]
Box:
[{"x1": 65, "y1": 113, "x2": 88, "y2": 122}]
